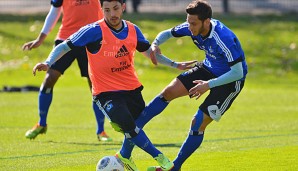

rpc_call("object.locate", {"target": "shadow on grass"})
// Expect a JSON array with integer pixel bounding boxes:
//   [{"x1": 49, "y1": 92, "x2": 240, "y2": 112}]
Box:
[
  {"x1": 45, "y1": 140, "x2": 182, "y2": 148},
  {"x1": 1, "y1": 132, "x2": 297, "y2": 160},
  {"x1": 47, "y1": 140, "x2": 123, "y2": 147}
]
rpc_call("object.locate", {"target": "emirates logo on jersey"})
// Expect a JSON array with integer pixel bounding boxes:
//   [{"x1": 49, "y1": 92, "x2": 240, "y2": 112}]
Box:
[
  {"x1": 111, "y1": 61, "x2": 132, "y2": 73},
  {"x1": 74, "y1": 0, "x2": 90, "y2": 6},
  {"x1": 115, "y1": 45, "x2": 129, "y2": 58}
]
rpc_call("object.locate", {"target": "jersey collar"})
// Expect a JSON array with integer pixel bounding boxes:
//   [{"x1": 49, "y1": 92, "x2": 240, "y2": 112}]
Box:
[
  {"x1": 208, "y1": 19, "x2": 216, "y2": 39},
  {"x1": 201, "y1": 19, "x2": 216, "y2": 40},
  {"x1": 105, "y1": 20, "x2": 127, "y2": 33}
]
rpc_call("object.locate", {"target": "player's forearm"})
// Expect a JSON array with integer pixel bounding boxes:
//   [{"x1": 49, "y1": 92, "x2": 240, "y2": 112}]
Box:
[
  {"x1": 208, "y1": 62, "x2": 244, "y2": 88},
  {"x1": 152, "y1": 29, "x2": 173, "y2": 46},
  {"x1": 44, "y1": 41, "x2": 71, "y2": 67},
  {"x1": 41, "y1": 6, "x2": 61, "y2": 35},
  {"x1": 155, "y1": 53, "x2": 178, "y2": 68},
  {"x1": 142, "y1": 48, "x2": 178, "y2": 68},
  {"x1": 36, "y1": 32, "x2": 47, "y2": 44}
]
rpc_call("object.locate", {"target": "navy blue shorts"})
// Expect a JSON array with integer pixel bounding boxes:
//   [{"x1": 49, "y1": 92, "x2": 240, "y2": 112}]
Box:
[
  {"x1": 177, "y1": 63, "x2": 245, "y2": 120},
  {"x1": 93, "y1": 86, "x2": 145, "y2": 132},
  {"x1": 50, "y1": 40, "x2": 89, "y2": 77}
]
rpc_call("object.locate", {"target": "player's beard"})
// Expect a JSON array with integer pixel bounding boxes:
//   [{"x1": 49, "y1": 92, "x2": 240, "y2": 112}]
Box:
[
  {"x1": 198, "y1": 24, "x2": 205, "y2": 36},
  {"x1": 108, "y1": 17, "x2": 121, "y2": 29},
  {"x1": 191, "y1": 24, "x2": 205, "y2": 36}
]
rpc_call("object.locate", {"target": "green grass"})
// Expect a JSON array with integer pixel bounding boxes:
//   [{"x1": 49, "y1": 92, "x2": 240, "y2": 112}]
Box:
[{"x1": 0, "y1": 13, "x2": 298, "y2": 170}]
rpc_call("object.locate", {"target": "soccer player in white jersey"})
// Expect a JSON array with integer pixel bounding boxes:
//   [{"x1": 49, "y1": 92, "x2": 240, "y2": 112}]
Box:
[{"x1": 119, "y1": 0, "x2": 248, "y2": 170}]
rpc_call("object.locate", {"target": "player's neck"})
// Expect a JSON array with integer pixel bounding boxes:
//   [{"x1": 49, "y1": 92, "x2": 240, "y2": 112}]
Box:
[
  {"x1": 201, "y1": 24, "x2": 212, "y2": 39},
  {"x1": 105, "y1": 20, "x2": 124, "y2": 33}
]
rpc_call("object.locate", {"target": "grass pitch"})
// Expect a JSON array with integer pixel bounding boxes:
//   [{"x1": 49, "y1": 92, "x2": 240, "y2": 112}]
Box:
[{"x1": 0, "y1": 13, "x2": 298, "y2": 170}]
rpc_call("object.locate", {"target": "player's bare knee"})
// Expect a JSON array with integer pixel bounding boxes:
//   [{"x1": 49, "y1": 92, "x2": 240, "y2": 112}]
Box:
[
  {"x1": 161, "y1": 87, "x2": 177, "y2": 101},
  {"x1": 199, "y1": 114, "x2": 213, "y2": 131},
  {"x1": 43, "y1": 72, "x2": 60, "y2": 87},
  {"x1": 191, "y1": 117, "x2": 196, "y2": 127},
  {"x1": 43, "y1": 78, "x2": 55, "y2": 87},
  {"x1": 190, "y1": 110, "x2": 203, "y2": 132},
  {"x1": 198, "y1": 124, "x2": 207, "y2": 132},
  {"x1": 40, "y1": 71, "x2": 61, "y2": 93},
  {"x1": 40, "y1": 84, "x2": 53, "y2": 94}
]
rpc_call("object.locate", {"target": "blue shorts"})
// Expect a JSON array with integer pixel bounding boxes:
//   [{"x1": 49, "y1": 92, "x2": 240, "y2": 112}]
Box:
[
  {"x1": 93, "y1": 86, "x2": 145, "y2": 132},
  {"x1": 50, "y1": 40, "x2": 89, "y2": 77},
  {"x1": 177, "y1": 62, "x2": 245, "y2": 119}
]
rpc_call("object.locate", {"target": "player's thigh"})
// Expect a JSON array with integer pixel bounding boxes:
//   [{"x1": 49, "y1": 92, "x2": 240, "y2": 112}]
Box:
[
  {"x1": 200, "y1": 80, "x2": 245, "y2": 121},
  {"x1": 172, "y1": 63, "x2": 215, "y2": 100},
  {"x1": 161, "y1": 78, "x2": 189, "y2": 101},
  {"x1": 126, "y1": 89, "x2": 146, "y2": 120},
  {"x1": 50, "y1": 41, "x2": 77, "y2": 75},
  {"x1": 98, "y1": 94, "x2": 136, "y2": 132}
]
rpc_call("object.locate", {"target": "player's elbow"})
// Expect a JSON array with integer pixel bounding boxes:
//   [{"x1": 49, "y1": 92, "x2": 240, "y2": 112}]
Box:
[
  {"x1": 234, "y1": 70, "x2": 243, "y2": 80},
  {"x1": 231, "y1": 62, "x2": 244, "y2": 80}
]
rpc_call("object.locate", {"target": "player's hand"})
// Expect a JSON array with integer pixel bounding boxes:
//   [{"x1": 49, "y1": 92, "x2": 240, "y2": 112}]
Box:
[
  {"x1": 22, "y1": 33, "x2": 46, "y2": 51},
  {"x1": 177, "y1": 60, "x2": 197, "y2": 70},
  {"x1": 189, "y1": 80, "x2": 210, "y2": 100},
  {"x1": 150, "y1": 43, "x2": 161, "y2": 65},
  {"x1": 32, "y1": 63, "x2": 49, "y2": 76},
  {"x1": 22, "y1": 40, "x2": 43, "y2": 51}
]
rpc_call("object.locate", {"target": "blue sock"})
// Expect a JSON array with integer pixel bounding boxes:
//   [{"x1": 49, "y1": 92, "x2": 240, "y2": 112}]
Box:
[
  {"x1": 93, "y1": 102, "x2": 105, "y2": 134},
  {"x1": 38, "y1": 91, "x2": 53, "y2": 126},
  {"x1": 172, "y1": 133, "x2": 204, "y2": 171},
  {"x1": 136, "y1": 95, "x2": 169, "y2": 128},
  {"x1": 120, "y1": 95, "x2": 169, "y2": 158},
  {"x1": 120, "y1": 137, "x2": 135, "y2": 159},
  {"x1": 129, "y1": 129, "x2": 160, "y2": 158},
  {"x1": 172, "y1": 110, "x2": 204, "y2": 171}
]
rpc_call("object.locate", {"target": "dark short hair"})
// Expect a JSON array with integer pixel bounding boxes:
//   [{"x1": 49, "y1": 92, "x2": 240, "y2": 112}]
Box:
[
  {"x1": 186, "y1": 0, "x2": 212, "y2": 21},
  {"x1": 100, "y1": 0, "x2": 124, "y2": 6}
]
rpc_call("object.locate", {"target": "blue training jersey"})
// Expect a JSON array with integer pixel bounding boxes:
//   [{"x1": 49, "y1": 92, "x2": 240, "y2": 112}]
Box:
[
  {"x1": 172, "y1": 19, "x2": 247, "y2": 80},
  {"x1": 68, "y1": 20, "x2": 150, "y2": 53}
]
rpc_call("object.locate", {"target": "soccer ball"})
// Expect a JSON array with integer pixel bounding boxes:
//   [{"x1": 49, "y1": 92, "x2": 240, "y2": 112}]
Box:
[{"x1": 96, "y1": 156, "x2": 124, "y2": 171}]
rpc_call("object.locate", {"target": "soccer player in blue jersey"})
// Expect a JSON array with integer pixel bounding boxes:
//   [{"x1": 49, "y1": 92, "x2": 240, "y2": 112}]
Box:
[
  {"x1": 32, "y1": 1, "x2": 196, "y2": 170},
  {"x1": 119, "y1": 0, "x2": 248, "y2": 170}
]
